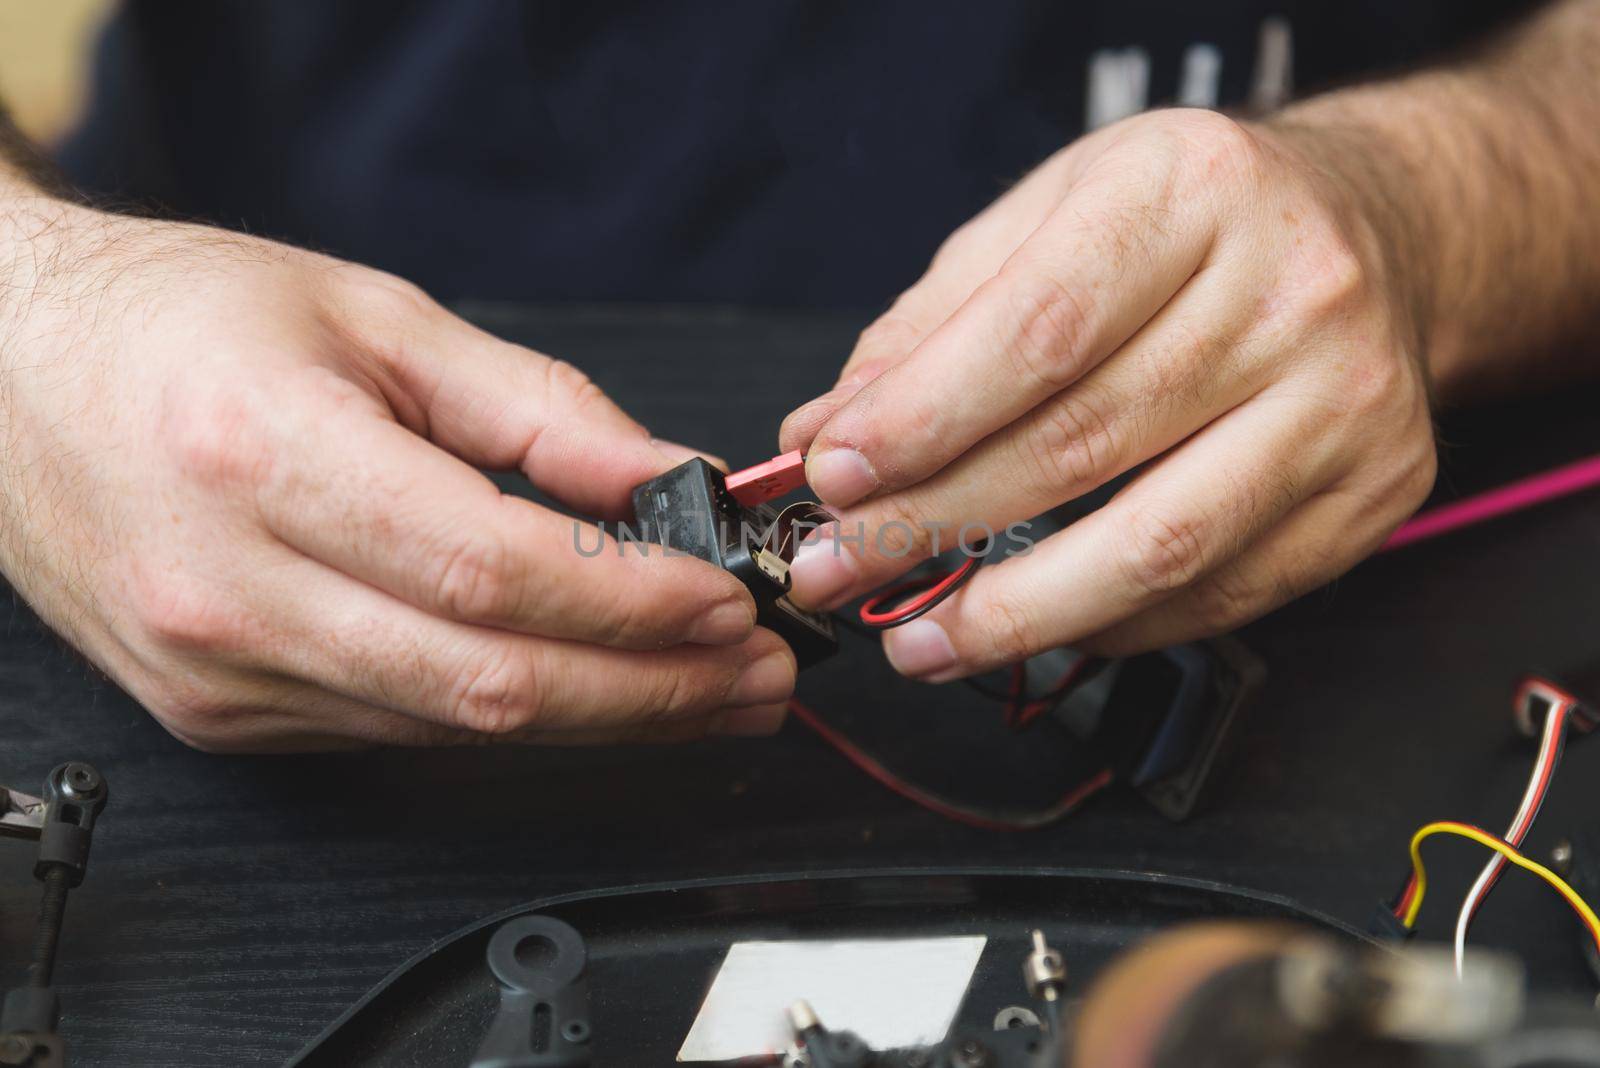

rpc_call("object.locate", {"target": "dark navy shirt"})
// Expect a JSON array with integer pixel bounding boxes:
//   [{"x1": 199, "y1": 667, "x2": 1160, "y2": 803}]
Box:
[{"x1": 60, "y1": 1, "x2": 1537, "y2": 307}]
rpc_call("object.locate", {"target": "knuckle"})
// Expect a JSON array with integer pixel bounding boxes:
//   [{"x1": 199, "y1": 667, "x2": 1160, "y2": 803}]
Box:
[
  {"x1": 1339, "y1": 351, "x2": 1406, "y2": 417},
  {"x1": 930, "y1": 219, "x2": 982, "y2": 270},
  {"x1": 129, "y1": 575, "x2": 251, "y2": 656},
  {"x1": 1291, "y1": 239, "x2": 1369, "y2": 324},
  {"x1": 144, "y1": 678, "x2": 235, "y2": 750},
  {"x1": 1373, "y1": 436, "x2": 1438, "y2": 516},
  {"x1": 978, "y1": 597, "x2": 1046, "y2": 666},
  {"x1": 855, "y1": 314, "x2": 921, "y2": 359},
  {"x1": 429, "y1": 532, "x2": 517, "y2": 622},
  {"x1": 540, "y1": 357, "x2": 609, "y2": 417},
  {"x1": 338, "y1": 267, "x2": 439, "y2": 323},
  {"x1": 1122, "y1": 506, "x2": 1210, "y2": 596},
  {"x1": 1143, "y1": 325, "x2": 1215, "y2": 412},
  {"x1": 1189, "y1": 568, "x2": 1269, "y2": 633},
  {"x1": 1024, "y1": 390, "x2": 1118, "y2": 492},
  {"x1": 1170, "y1": 110, "x2": 1266, "y2": 185},
  {"x1": 1405, "y1": 442, "x2": 1439, "y2": 502},
  {"x1": 993, "y1": 269, "x2": 1095, "y2": 391},
  {"x1": 447, "y1": 648, "x2": 541, "y2": 735}
]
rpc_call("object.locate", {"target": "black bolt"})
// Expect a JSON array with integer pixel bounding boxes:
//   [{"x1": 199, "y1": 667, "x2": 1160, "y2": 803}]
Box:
[
  {"x1": 28, "y1": 867, "x2": 70, "y2": 987},
  {"x1": 61, "y1": 763, "x2": 101, "y2": 799}
]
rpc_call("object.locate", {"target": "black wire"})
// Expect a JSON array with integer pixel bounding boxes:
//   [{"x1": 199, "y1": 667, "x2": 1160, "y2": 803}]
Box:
[{"x1": 855, "y1": 536, "x2": 994, "y2": 630}]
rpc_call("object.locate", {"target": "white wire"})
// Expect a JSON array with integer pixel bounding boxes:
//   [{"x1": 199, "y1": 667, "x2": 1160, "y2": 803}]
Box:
[{"x1": 1452, "y1": 700, "x2": 1565, "y2": 977}]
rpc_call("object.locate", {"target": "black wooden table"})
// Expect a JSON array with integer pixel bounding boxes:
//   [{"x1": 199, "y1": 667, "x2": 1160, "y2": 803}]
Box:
[{"x1": 3, "y1": 305, "x2": 1599, "y2": 1067}]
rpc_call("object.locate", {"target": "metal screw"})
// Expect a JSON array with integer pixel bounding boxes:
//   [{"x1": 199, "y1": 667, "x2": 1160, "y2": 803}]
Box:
[
  {"x1": 1023, "y1": 929, "x2": 1066, "y2": 1001},
  {"x1": 1552, "y1": 840, "x2": 1574, "y2": 874}
]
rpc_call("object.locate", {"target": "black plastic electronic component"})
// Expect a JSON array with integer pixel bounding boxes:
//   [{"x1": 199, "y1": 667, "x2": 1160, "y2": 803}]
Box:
[
  {"x1": 1365, "y1": 900, "x2": 1416, "y2": 943},
  {"x1": 1051, "y1": 637, "x2": 1263, "y2": 821},
  {"x1": 631, "y1": 458, "x2": 837, "y2": 669}
]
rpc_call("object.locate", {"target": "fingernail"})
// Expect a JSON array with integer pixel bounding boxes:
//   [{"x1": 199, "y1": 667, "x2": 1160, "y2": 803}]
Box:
[
  {"x1": 728, "y1": 650, "x2": 797, "y2": 707},
  {"x1": 787, "y1": 527, "x2": 859, "y2": 611},
  {"x1": 686, "y1": 599, "x2": 755, "y2": 645},
  {"x1": 651, "y1": 437, "x2": 728, "y2": 472},
  {"x1": 710, "y1": 701, "x2": 790, "y2": 737},
  {"x1": 807, "y1": 448, "x2": 878, "y2": 507},
  {"x1": 883, "y1": 619, "x2": 960, "y2": 679}
]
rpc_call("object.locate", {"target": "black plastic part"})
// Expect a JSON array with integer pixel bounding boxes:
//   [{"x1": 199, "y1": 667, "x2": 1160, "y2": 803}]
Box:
[
  {"x1": 288, "y1": 868, "x2": 1369, "y2": 1068},
  {"x1": 470, "y1": 917, "x2": 591, "y2": 1068},
  {"x1": 1530, "y1": 662, "x2": 1600, "y2": 724},
  {"x1": 1365, "y1": 901, "x2": 1415, "y2": 944},
  {"x1": 631, "y1": 458, "x2": 836, "y2": 668},
  {"x1": 0, "y1": 762, "x2": 106, "y2": 1068},
  {"x1": 0, "y1": 991, "x2": 57, "y2": 1039},
  {"x1": 1567, "y1": 822, "x2": 1600, "y2": 983},
  {"x1": 1053, "y1": 637, "x2": 1263, "y2": 822},
  {"x1": 33, "y1": 763, "x2": 107, "y2": 887},
  {"x1": 804, "y1": 1022, "x2": 1057, "y2": 1067}
]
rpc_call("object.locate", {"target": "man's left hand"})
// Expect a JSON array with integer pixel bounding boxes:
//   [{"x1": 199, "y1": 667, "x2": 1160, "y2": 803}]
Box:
[{"x1": 780, "y1": 109, "x2": 1437, "y2": 679}]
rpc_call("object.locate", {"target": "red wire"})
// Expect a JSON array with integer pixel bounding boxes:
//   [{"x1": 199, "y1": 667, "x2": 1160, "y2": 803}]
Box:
[
  {"x1": 1457, "y1": 699, "x2": 1570, "y2": 925},
  {"x1": 858, "y1": 555, "x2": 983, "y2": 626},
  {"x1": 1013, "y1": 657, "x2": 1096, "y2": 729},
  {"x1": 1392, "y1": 692, "x2": 1573, "y2": 921},
  {"x1": 787, "y1": 698, "x2": 1113, "y2": 832}
]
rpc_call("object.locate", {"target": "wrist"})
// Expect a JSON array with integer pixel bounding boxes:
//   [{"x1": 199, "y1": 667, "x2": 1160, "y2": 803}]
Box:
[
  {"x1": 0, "y1": 195, "x2": 102, "y2": 356},
  {"x1": 1256, "y1": 100, "x2": 1446, "y2": 391}
]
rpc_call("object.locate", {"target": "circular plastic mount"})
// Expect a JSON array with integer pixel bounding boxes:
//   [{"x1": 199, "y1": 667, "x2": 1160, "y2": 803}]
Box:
[{"x1": 485, "y1": 915, "x2": 587, "y2": 994}]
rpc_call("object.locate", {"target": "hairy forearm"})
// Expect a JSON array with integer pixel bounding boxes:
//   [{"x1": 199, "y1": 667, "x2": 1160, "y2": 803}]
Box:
[{"x1": 1268, "y1": 0, "x2": 1600, "y2": 400}]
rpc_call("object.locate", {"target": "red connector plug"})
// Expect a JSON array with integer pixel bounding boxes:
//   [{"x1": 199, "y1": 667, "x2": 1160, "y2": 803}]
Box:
[{"x1": 725, "y1": 450, "x2": 808, "y2": 506}]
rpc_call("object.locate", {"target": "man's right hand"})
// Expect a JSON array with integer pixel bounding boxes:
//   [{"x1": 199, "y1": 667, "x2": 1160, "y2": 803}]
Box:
[{"x1": 0, "y1": 196, "x2": 795, "y2": 751}]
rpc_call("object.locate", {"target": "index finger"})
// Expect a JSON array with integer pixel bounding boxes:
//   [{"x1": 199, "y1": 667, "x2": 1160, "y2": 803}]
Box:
[
  {"x1": 802, "y1": 141, "x2": 1218, "y2": 508},
  {"x1": 254, "y1": 396, "x2": 757, "y2": 650}
]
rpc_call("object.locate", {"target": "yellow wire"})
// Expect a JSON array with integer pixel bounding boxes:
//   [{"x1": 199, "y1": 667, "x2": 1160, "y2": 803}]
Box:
[{"x1": 1404, "y1": 821, "x2": 1600, "y2": 953}]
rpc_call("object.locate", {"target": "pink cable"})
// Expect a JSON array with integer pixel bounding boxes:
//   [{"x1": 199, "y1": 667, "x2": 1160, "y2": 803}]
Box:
[{"x1": 1381, "y1": 453, "x2": 1600, "y2": 553}]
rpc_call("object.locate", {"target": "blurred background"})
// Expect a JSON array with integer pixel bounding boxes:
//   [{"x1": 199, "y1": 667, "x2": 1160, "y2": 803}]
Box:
[{"x1": 0, "y1": 0, "x2": 109, "y2": 144}]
